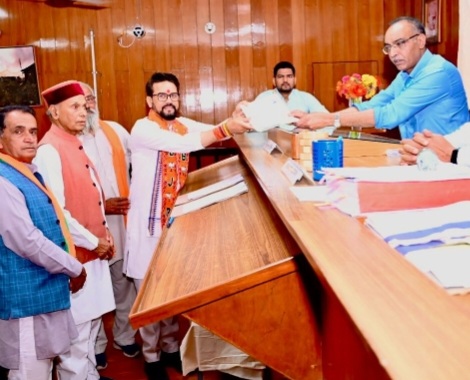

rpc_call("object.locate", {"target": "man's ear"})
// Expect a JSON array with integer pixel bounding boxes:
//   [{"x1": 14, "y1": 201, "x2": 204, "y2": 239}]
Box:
[
  {"x1": 146, "y1": 96, "x2": 153, "y2": 109},
  {"x1": 49, "y1": 105, "x2": 59, "y2": 120},
  {"x1": 272, "y1": 78, "x2": 276, "y2": 88},
  {"x1": 418, "y1": 33, "x2": 427, "y2": 49}
]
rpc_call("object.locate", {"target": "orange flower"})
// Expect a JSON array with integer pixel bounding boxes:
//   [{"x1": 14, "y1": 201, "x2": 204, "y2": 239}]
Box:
[{"x1": 336, "y1": 73, "x2": 380, "y2": 100}]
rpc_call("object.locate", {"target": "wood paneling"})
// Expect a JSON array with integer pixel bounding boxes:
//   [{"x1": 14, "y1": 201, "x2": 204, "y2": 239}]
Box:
[
  {"x1": 312, "y1": 60, "x2": 380, "y2": 111},
  {"x1": 0, "y1": 0, "x2": 459, "y2": 137}
]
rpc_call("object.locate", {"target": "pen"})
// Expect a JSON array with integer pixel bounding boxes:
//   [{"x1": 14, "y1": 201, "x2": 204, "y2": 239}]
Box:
[{"x1": 167, "y1": 216, "x2": 175, "y2": 228}]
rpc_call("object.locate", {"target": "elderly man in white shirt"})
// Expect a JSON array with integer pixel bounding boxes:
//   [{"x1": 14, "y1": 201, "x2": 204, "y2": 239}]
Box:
[{"x1": 78, "y1": 82, "x2": 140, "y2": 370}]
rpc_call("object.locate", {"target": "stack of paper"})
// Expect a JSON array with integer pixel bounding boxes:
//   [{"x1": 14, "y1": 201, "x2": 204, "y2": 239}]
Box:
[
  {"x1": 171, "y1": 174, "x2": 248, "y2": 217},
  {"x1": 322, "y1": 164, "x2": 470, "y2": 216},
  {"x1": 365, "y1": 202, "x2": 470, "y2": 254},
  {"x1": 365, "y1": 202, "x2": 470, "y2": 292}
]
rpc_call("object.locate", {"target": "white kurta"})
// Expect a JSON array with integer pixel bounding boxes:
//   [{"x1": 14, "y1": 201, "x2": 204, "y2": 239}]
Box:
[
  {"x1": 34, "y1": 144, "x2": 115, "y2": 325},
  {"x1": 79, "y1": 121, "x2": 130, "y2": 263},
  {"x1": 445, "y1": 122, "x2": 470, "y2": 167},
  {"x1": 124, "y1": 116, "x2": 214, "y2": 280}
]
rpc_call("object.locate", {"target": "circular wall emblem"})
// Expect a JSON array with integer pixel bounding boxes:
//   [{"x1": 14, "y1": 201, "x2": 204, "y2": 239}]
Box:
[{"x1": 204, "y1": 22, "x2": 216, "y2": 34}]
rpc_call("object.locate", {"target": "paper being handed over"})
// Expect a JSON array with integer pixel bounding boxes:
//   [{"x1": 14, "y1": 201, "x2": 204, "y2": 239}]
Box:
[{"x1": 241, "y1": 94, "x2": 298, "y2": 132}]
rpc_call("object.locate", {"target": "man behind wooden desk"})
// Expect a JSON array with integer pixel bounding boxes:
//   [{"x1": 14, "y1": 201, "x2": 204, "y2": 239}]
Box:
[
  {"x1": 123, "y1": 72, "x2": 252, "y2": 380},
  {"x1": 293, "y1": 16, "x2": 469, "y2": 139}
]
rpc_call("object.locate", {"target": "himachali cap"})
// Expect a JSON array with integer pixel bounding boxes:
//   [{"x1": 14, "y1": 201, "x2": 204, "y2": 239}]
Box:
[{"x1": 42, "y1": 80, "x2": 85, "y2": 107}]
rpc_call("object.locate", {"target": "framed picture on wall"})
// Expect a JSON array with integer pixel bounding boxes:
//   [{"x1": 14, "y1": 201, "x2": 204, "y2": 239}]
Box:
[
  {"x1": 423, "y1": 0, "x2": 441, "y2": 44},
  {"x1": 0, "y1": 45, "x2": 41, "y2": 107}
]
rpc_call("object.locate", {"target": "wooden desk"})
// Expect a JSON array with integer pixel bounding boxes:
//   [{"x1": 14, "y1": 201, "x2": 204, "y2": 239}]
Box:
[
  {"x1": 130, "y1": 132, "x2": 470, "y2": 380},
  {"x1": 130, "y1": 156, "x2": 323, "y2": 379}
]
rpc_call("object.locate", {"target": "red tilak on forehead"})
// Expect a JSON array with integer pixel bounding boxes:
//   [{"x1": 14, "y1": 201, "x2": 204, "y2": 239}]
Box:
[{"x1": 166, "y1": 89, "x2": 171, "y2": 93}]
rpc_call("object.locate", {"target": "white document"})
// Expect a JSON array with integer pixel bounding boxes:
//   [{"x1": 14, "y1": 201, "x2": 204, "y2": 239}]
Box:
[
  {"x1": 289, "y1": 185, "x2": 330, "y2": 203},
  {"x1": 171, "y1": 180, "x2": 248, "y2": 218},
  {"x1": 323, "y1": 163, "x2": 470, "y2": 182},
  {"x1": 406, "y1": 244, "x2": 470, "y2": 292},
  {"x1": 175, "y1": 174, "x2": 244, "y2": 206},
  {"x1": 365, "y1": 201, "x2": 470, "y2": 249},
  {"x1": 241, "y1": 94, "x2": 298, "y2": 132}
]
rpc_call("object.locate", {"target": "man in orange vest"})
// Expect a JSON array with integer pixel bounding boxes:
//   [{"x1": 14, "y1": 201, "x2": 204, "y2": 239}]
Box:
[{"x1": 34, "y1": 80, "x2": 115, "y2": 380}]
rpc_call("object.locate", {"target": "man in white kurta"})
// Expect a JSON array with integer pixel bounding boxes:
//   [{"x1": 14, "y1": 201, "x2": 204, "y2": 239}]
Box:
[
  {"x1": 33, "y1": 80, "x2": 115, "y2": 380},
  {"x1": 78, "y1": 82, "x2": 140, "y2": 368},
  {"x1": 124, "y1": 72, "x2": 252, "y2": 380}
]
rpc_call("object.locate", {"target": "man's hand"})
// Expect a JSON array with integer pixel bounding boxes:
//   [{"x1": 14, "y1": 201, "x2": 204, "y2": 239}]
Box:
[
  {"x1": 105, "y1": 197, "x2": 130, "y2": 215},
  {"x1": 400, "y1": 137, "x2": 424, "y2": 165},
  {"x1": 93, "y1": 237, "x2": 114, "y2": 260},
  {"x1": 400, "y1": 130, "x2": 454, "y2": 165},
  {"x1": 226, "y1": 116, "x2": 253, "y2": 135},
  {"x1": 232, "y1": 101, "x2": 250, "y2": 119},
  {"x1": 70, "y1": 267, "x2": 87, "y2": 293},
  {"x1": 292, "y1": 111, "x2": 330, "y2": 130}
]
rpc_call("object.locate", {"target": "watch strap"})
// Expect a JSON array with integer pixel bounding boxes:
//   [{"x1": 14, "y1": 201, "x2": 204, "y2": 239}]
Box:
[
  {"x1": 450, "y1": 148, "x2": 459, "y2": 164},
  {"x1": 333, "y1": 113, "x2": 341, "y2": 128}
]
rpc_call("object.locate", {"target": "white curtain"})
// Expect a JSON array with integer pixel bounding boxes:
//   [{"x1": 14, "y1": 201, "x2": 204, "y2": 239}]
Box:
[{"x1": 458, "y1": 0, "x2": 470, "y2": 99}]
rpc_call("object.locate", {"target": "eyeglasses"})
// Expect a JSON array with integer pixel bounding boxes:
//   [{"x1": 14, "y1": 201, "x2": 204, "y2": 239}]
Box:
[
  {"x1": 85, "y1": 95, "x2": 96, "y2": 102},
  {"x1": 382, "y1": 33, "x2": 421, "y2": 55},
  {"x1": 153, "y1": 92, "x2": 180, "y2": 102}
]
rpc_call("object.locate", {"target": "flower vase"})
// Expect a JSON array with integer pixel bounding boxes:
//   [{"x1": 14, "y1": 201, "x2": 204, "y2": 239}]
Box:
[{"x1": 348, "y1": 97, "x2": 362, "y2": 139}]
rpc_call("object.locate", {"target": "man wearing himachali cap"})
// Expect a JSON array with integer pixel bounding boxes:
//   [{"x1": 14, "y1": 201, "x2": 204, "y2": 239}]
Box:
[{"x1": 33, "y1": 80, "x2": 116, "y2": 380}]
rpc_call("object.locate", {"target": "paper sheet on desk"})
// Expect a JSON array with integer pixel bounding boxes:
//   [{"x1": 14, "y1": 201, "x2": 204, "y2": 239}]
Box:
[
  {"x1": 322, "y1": 164, "x2": 470, "y2": 216},
  {"x1": 365, "y1": 202, "x2": 470, "y2": 294},
  {"x1": 365, "y1": 202, "x2": 470, "y2": 250},
  {"x1": 323, "y1": 163, "x2": 470, "y2": 182},
  {"x1": 171, "y1": 180, "x2": 248, "y2": 218},
  {"x1": 241, "y1": 94, "x2": 298, "y2": 132},
  {"x1": 289, "y1": 186, "x2": 331, "y2": 203},
  {"x1": 405, "y1": 245, "x2": 470, "y2": 294},
  {"x1": 175, "y1": 174, "x2": 244, "y2": 206}
]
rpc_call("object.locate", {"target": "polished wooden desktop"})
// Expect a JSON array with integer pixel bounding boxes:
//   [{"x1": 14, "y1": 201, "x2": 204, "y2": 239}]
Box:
[{"x1": 130, "y1": 132, "x2": 470, "y2": 380}]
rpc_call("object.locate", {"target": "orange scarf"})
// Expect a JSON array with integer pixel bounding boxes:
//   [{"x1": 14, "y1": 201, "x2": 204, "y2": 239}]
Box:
[
  {"x1": 98, "y1": 120, "x2": 129, "y2": 198},
  {"x1": 147, "y1": 109, "x2": 189, "y2": 231},
  {"x1": 0, "y1": 153, "x2": 76, "y2": 257}
]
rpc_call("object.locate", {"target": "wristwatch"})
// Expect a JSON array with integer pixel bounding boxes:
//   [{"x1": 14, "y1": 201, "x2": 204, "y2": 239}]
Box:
[
  {"x1": 333, "y1": 113, "x2": 341, "y2": 129},
  {"x1": 450, "y1": 148, "x2": 459, "y2": 164}
]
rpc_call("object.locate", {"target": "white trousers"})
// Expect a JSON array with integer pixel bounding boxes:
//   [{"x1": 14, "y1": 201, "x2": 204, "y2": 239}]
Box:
[
  {"x1": 8, "y1": 317, "x2": 52, "y2": 380},
  {"x1": 56, "y1": 318, "x2": 101, "y2": 380},
  {"x1": 95, "y1": 260, "x2": 137, "y2": 354},
  {"x1": 134, "y1": 278, "x2": 179, "y2": 363}
]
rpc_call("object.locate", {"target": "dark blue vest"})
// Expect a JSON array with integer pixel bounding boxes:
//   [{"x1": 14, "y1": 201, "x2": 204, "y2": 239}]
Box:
[{"x1": 0, "y1": 161, "x2": 71, "y2": 319}]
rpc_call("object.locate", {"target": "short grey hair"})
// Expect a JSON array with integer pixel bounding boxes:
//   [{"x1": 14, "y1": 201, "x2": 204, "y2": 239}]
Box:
[{"x1": 389, "y1": 16, "x2": 426, "y2": 35}]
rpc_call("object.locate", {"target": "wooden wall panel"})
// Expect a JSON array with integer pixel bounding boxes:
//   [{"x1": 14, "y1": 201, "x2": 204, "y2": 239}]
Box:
[
  {"x1": 0, "y1": 0, "x2": 459, "y2": 137},
  {"x1": 312, "y1": 60, "x2": 380, "y2": 112}
]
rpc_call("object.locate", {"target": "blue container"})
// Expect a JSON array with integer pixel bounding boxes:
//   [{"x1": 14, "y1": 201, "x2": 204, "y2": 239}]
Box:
[{"x1": 312, "y1": 139, "x2": 343, "y2": 181}]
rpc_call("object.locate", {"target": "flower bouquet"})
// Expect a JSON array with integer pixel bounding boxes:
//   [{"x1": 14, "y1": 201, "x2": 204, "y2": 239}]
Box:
[
  {"x1": 336, "y1": 73, "x2": 380, "y2": 104},
  {"x1": 335, "y1": 73, "x2": 380, "y2": 138}
]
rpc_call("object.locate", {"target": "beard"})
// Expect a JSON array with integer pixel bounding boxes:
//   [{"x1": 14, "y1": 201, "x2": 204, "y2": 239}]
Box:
[
  {"x1": 157, "y1": 104, "x2": 178, "y2": 121},
  {"x1": 86, "y1": 108, "x2": 101, "y2": 132},
  {"x1": 277, "y1": 83, "x2": 293, "y2": 94}
]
